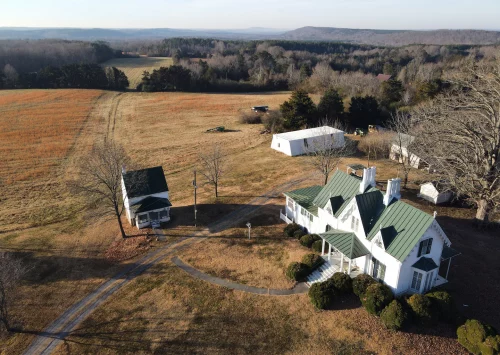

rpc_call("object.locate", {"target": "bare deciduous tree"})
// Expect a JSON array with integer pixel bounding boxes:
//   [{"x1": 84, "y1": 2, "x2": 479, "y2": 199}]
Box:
[
  {"x1": 0, "y1": 253, "x2": 26, "y2": 332},
  {"x1": 305, "y1": 121, "x2": 356, "y2": 185},
  {"x1": 199, "y1": 143, "x2": 226, "y2": 198},
  {"x1": 358, "y1": 131, "x2": 394, "y2": 166},
  {"x1": 389, "y1": 111, "x2": 418, "y2": 188},
  {"x1": 69, "y1": 140, "x2": 139, "y2": 238},
  {"x1": 412, "y1": 60, "x2": 500, "y2": 224}
]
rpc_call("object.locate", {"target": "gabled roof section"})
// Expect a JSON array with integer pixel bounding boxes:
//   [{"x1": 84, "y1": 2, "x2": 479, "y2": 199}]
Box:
[
  {"x1": 273, "y1": 126, "x2": 343, "y2": 141},
  {"x1": 123, "y1": 166, "x2": 169, "y2": 199},
  {"x1": 320, "y1": 230, "x2": 370, "y2": 259},
  {"x1": 284, "y1": 185, "x2": 322, "y2": 216},
  {"x1": 131, "y1": 196, "x2": 172, "y2": 213},
  {"x1": 367, "y1": 200, "x2": 434, "y2": 262},
  {"x1": 313, "y1": 170, "x2": 377, "y2": 217},
  {"x1": 355, "y1": 190, "x2": 384, "y2": 234},
  {"x1": 412, "y1": 257, "x2": 438, "y2": 272},
  {"x1": 329, "y1": 196, "x2": 344, "y2": 214}
]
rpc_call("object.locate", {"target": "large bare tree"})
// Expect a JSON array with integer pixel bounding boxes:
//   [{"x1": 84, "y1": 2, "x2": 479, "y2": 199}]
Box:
[
  {"x1": 0, "y1": 253, "x2": 26, "y2": 332},
  {"x1": 70, "y1": 140, "x2": 138, "y2": 238},
  {"x1": 389, "y1": 111, "x2": 419, "y2": 188},
  {"x1": 305, "y1": 122, "x2": 356, "y2": 185},
  {"x1": 412, "y1": 60, "x2": 500, "y2": 223},
  {"x1": 199, "y1": 143, "x2": 226, "y2": 198}
]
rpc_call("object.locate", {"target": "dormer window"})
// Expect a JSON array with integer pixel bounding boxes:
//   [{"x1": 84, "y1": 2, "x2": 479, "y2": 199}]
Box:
[
  {"x1": 418, "y1": 238, "x2": 433, "y2": 257},
  {"x1": 351, "y1": 216, "x2": 359, "y2": 232}
]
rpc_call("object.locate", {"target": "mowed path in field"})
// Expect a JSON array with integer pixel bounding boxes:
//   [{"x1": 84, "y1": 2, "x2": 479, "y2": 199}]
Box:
[{"x1": 101, "y1": 57, "x2": 173, "y2": 89}]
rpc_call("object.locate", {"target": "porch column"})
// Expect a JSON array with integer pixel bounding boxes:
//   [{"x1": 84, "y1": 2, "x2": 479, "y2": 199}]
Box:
[
  {"x1": 340, "y1": 253, "x2": 344, "y2": 272},
  {"x1": 328, "y1": 244, "x2": 332, "y2": 261},
  {"x1": 321, "y1": 239, "x2": 326, "y2": 256},
  {"x1": 348, "y1": 259, "x2": 352, "y2": 275},
  {"x1": 446, "y1": 258, "x2": 452, "y2": 279}
]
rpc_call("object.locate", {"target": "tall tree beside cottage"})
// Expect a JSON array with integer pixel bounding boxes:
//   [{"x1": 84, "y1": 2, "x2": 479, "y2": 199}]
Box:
[
  {"x1": 199, "y1": 143, "x2": 226, "y2": 198},
  {"x1": 412, "y1": 60, "x2": 500, "y2": 224},
  {"x1": 317, "y1": 88, "x2": 345, "y2": 123}
]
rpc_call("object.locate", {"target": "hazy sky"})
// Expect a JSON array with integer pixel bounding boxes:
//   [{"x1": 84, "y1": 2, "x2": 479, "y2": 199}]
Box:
[{"x1": 2, "y1": 0, "x2": 499, "y2": 30}]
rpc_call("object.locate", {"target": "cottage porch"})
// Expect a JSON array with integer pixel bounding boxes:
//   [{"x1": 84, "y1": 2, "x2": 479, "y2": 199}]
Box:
[{"x1": 131, "y1": 196, "x2": 172, "y2": 229}]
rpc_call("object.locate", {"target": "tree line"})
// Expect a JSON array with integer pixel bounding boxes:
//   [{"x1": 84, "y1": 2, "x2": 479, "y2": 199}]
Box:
[{"x1": 0, "y1": 64, "x2": 129, "y2": 90}]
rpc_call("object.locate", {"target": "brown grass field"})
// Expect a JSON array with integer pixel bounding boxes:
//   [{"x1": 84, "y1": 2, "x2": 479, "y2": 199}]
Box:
[
  {"x1": 0, "y1": 88, "x2": 498, "y2": 354},
  {"x1": 101, "y1": 57, "x2": 174, "y2": 89}
]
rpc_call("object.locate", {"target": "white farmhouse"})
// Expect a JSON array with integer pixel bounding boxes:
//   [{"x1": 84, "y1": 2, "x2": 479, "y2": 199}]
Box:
[
  {"x1": 280, "y1": 167, "x2": 460, "y2": 295},
  {"x1": 121, "y1": 166, "x2": 172, "y2": 229},
  {"x1": 419, "y1": 181, "x2": 453, "y2": 205},
  {"x1": 271, "y1": 126, "x2": 345, "y2": 157}
]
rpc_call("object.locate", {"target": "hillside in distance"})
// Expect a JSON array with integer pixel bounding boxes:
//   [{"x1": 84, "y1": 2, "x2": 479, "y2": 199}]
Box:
[{"x1": 281, "y1": 26, "x2": 500, "y2": 45}]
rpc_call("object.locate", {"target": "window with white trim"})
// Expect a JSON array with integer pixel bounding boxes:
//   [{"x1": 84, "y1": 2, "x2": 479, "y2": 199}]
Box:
[
  {"x1": 301, "y1": 207, "x2": 307, "y2": 216},
  {"x1": 303, "y1": 138, "x2": 309, "y2": 148},
  {"x1": 424, "y1": 271, "x2": 435, "y2": 293},
  {"x1": 138, "y1": 214, "x2": 149, "y2": 223},
  {"x1": 371, "y1": 257, "x2": 386, "y2": 281},
  {"x1": 418, "y1": 238, "x2": 433, "y2": 257},
  {"x1": 309, "y1": 213, "x2": 314, "y2": 222},
  {"x1": 287, "y1": 198, "x2": 294, "y2": 209},
  {"x1": 351, "y1": 216, "x2": 359, "y2": 232},
  {"x1": 411, "y1": 271, "x2": 423, "y2": 291}
]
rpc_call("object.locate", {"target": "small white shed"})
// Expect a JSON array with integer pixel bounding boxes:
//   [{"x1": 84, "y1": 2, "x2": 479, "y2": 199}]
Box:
[
  {"x1": 419, "y1": 181, "x2": 453, "y2": 204},
  {"x1": 271, "y1": 126, "x2": 345, "y2": 157}
]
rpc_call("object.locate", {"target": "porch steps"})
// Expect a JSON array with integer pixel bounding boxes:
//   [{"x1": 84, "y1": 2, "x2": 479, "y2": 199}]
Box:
[{"x1": 306, "y1": 260, "x2": 339, "y2": 287}]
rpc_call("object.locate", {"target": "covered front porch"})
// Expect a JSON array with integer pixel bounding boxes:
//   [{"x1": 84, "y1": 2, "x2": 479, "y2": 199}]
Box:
[
  {"x1": 435, "y1": 246, "x2": 461, "y2": 287},
  {"x1": 131, "y1": 196, "x2": 172, "y2": 229},
  {"x1": 319, "y1": 230, "x2": 370, "y2": 277}
]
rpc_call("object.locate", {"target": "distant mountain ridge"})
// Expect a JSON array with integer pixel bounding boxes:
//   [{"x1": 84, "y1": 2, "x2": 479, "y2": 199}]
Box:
[
  {"x1": 1, "y1": 26, "x2": 499, "y2": 45},
  {"x1": 281, "y1": 26, "x2": 500, "y2": 45}
]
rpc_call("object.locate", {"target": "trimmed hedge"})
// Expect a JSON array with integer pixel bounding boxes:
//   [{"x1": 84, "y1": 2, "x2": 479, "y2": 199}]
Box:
[
  {"x1": 353, "y1": 274, "x2": 377, "y2": 297},
  {"x1": 301, "y1": 253, "x2": 324, "y2": 270},
  {"x1": 361, "y1": 283, "x2": 394, "y2": 316},
  {"x1": 312, "y1": 240, "x2": 323, "y2": 253},
  {"x1": 327, "y1": 272, "x2": 353, "y2": 294},
  {"x1": 284, "y1": 223, "x2": 301, "y2": 238},
  {"x1": 457, "y1": 319, "x2": 499, "y2": 355},
  {"x1": 285, "y1": 262, "x2": 309, "y2": 281},
  {"x1": 407, "y1": 294, "x2": 434, "y2": 324},
  {"x1": 426, "y1": 290, "x2": 455, "y2": 322},
  {"x1": 300, "y1": 234, "x2": 321, "y2": 248},
  {"x1": 380, "y1": 300, "x2": 408, "y2": 331},
  {"x1": 293, "y1": 229, "x2": 306, "y2": 240},
  {"x1": 308, "y1": 281, "x2": 336, "y2": 310}
]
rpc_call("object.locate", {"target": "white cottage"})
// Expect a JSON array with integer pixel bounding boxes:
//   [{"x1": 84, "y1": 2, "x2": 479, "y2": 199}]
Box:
[
  {"x1": 121, "y1": 166, "x2": 172, "y2": 229},
  {"x1": 419, "y1": 181, "x2": 453, "y2": 205},
  {"x1": 389, "y1": 133, "x2": 425, "y2": 169},
  {"x1": 280, "y1": 167, "x2": 460, "y2": 295},
  {"x1": 271, "y1": 126, "x2": 345, "y2": 157}
]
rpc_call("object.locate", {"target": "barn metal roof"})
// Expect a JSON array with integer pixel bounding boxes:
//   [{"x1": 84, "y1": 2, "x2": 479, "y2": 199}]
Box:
[
  {"x1": 320, "y1": 230, "x2": 370, "y2": 259},
  {"x1": 273, "y1": 126, "x2": 344, "y2": 141}
]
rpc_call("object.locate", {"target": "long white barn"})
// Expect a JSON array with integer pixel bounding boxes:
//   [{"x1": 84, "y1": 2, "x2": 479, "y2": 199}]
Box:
[
  {"x1": 280, "y1": 167, "x2": 460, "y2": 295},
  {"x1": 271, "y1": 126, "x2": 345, "y2": 157}
]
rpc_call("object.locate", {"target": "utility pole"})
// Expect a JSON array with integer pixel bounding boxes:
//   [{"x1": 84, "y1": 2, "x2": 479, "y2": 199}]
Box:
[{"x1": 193, "y1": 170, "x2": 197, "y2": 227}]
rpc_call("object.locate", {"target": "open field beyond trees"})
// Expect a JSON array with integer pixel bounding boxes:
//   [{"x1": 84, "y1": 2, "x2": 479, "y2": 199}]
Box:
[
  {"x1": 101, "y1": 57, "x2": 174, "y2": 89},
  {"x1": 0, "y1": 88, "x2": 498, "y2": 354}
]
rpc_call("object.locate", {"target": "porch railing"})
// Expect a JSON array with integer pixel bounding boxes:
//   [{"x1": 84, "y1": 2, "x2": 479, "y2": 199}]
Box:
[{"x1": 280, "y1": 209, "x2": 293, "y2": 224}]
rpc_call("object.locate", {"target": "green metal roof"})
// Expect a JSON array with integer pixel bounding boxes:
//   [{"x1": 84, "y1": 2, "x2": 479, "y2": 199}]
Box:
[
  {"x1": 367, "y1": 200, "x2": 434, "y2": 262},
  {"x1": 312, "y1": 171, "x2": 377, "y2": 217},
  {"x1": 320, "y1": 231, "x2": 370, "y2": 259},
  {"x1": 284, "y1": 185, "x2": 322, "y2": 216},
  {"x1": 412, "y1": 257, "x2": 438, "y2": 272},
  {"x1": 355, "y1": 190, "x2": 384, "y2": 234}
]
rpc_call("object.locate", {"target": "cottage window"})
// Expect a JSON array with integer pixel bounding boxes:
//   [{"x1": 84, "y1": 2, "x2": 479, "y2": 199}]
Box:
[
  {"x1": 411, "y1": 271, "x2": 423, "y2": 291},
  {"x1": 287, "y1": 198, "x2": 294, "y2": 209},
  {"x1": 301, "y1": 207, "x2": 307, "y2": 216},
  {"x1": 138, "y1": 214, "x2": 149, "y2": 223},
  {"x1": 418, "y1": 238, "x2": 433, "y2": 257},
  {"x1": 303, "y1": 139, "x2": 309, "y2": 148},
  {"x1": 424, "y1": 271, "x2": 435, "y2": 293},
  {"x1": 371, "y1": 257, "x2": 386, "y2": 281},
  {"x1": 278, "y1": 143, "x2": 280, "y2": 148},
  {"x1": 325, "y1": 225, "x2": 332, "y2": 232},
  {"x1": 309, "y1": 213, "x2": 314, "y2": 222},
  {"x1": 351, "y1": 216, "x2": 359, "y2": 232},
  {"x1": 159, "y1": 209, "x2": 169, "y2": 219}
]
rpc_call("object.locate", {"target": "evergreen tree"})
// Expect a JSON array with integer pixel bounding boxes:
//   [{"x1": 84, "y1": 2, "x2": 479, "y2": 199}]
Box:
[
  {"x1": 317, "y1": 89, "x2": 344, "y2": 122},
  {"x1": 280, "y1": 90, "x2": 317, "y2": 130},
  {"x1": 381, "y1": 79, "x2": 404, "y2": 106},
  {"x1": 348, "y1": 96, "x2": 382, "y2": 129}
]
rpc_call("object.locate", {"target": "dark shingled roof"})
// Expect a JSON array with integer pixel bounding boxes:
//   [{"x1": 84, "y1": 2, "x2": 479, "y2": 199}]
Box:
[
  {"x1": 412, "y1": 257, "x2": 439, "y2": 272},
  {"x1": 130, "y1": 196, "x2": 172, "y2": 214},
  {"x1": 320, "y1": 230, "x2": 370, "y2": 259},
  {"x1": 123, "y1": 166, "x2": 169, "y2": 199}
]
